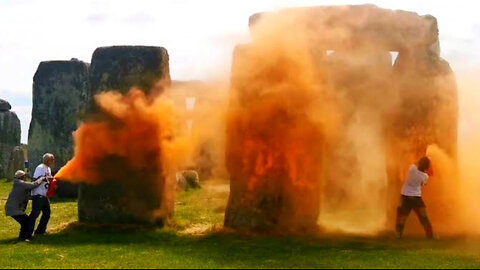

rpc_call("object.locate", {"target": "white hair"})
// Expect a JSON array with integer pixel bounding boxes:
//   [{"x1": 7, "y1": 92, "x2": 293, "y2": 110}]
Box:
[
  {"x1": 14, "y1": 170, "x2": 26, "y2": 179},
  {"x1": 43, "y1": 153, "x2": 54, "y2": 163}
]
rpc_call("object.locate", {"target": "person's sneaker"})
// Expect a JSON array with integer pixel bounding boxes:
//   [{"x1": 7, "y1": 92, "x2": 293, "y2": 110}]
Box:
[{"x1": 24, "y1": 238, "x2": 31, "y2": 243}]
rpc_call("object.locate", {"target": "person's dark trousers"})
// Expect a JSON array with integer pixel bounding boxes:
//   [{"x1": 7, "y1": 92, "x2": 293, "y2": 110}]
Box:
[
  {"x1": 11, "y1": 214, "x2": 30, "y2": 240},
  {"x1": 395, "y1": 195, "x2": 434, "y2": 239},
  {"x1": 29, "y1": 195, "x2": 51, "y2": 235}
]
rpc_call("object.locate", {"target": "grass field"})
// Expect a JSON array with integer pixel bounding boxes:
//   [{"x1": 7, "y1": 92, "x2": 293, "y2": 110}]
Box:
[{"x1": 2, "y1": 178, "x2": 480, "y2": 268}]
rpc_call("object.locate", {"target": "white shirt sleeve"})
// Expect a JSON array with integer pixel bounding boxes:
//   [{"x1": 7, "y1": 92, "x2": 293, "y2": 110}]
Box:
[{"x1": 422, "y1": 174, "x2": 429, "y2": 186}]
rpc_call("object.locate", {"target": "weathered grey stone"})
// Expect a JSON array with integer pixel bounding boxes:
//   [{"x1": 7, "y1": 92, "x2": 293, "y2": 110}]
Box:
[
  {"x1": 28, "y1": 59, "x2": 89, "y2": 197},
  {"x1": 55, "y1": 181, "x2": 79, "y2": 198},
  {"x1": 0, "y1": 110, "x2": 20, "y2": 145},
  {"x1": 28, "y1": 60, "x2": 89, "y2": 171},
  {"x1": 0, "y1": 109, "x2": 21, "y2": 178},
  {"x1": 6, "y1": 145, "x2": 26, "y2": 181},
  {"x1": 79, "y1": 46, "x2": 171, "y2": 224},
  {"x1": 79, "y1": 181, "x2": 147, "y2": 224},
  {"x1": 248, "y1": 12, "x2": 263, "y2": 29},
  {"x1": 248, "y1": 5, "x2": 439, "y2": 51},
  {"x1": 78, "y1": 160, "x2": 163, "y2": 224},
  {"x1": 385, "y1": 47, "x2": 458, "y2": 233},
  {"x1": 224, "y1": 45, "x2": 324, "y2": 232},
  {"x1": 176, "y1": 170, "x2": 200, "y2": 191},
  {"x1": 0, "y1": 99, "x2": 12, "y2": 112},
  {"x1": 88, "y1": 46, "x2": 170, "y2": 105},
  {"x1": 0, "y1": 144, "x2": 15, "y2": 179}
]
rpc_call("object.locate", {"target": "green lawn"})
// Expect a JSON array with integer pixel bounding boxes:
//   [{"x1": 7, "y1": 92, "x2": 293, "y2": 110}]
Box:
[{"x1": 1, "y1": 178, "x2": 480, "y2": 268}]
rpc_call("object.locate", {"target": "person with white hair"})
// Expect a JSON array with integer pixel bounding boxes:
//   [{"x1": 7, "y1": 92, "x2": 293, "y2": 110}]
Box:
[
  {"x1": 5, "y1": 170, "x2": 45, "y2": 242},
  {"x1": 28, "y1": 153, "x2": 55, "y2": 236}
]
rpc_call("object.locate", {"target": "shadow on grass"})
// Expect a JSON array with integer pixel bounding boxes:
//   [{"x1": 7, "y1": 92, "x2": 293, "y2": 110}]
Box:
[
  {"x1": 23, "y1": 222, "x2": 473, "y2": 251},
  {"x1": 1, "y1": 222, "x2": 479, "y2": 268},
  {"x1": 0, "y1": 238, "x2": 22, "y2": 245},
  {"x1": 50, "y1": 197, "x2": 77, "y2": 203}
]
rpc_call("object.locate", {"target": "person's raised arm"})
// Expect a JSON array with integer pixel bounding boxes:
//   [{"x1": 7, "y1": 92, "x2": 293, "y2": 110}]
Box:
[{"x1": 422, "y1": 174, "x2": 429, "y2": 186}]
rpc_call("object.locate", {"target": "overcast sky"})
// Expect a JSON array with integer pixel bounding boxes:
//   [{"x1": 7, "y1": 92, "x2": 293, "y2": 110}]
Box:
[{"x1": 1, "y1": 0, "x2": 479, "y2": 143}]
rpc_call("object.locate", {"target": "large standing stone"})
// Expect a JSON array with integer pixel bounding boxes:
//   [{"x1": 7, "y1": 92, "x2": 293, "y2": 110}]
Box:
[
  {"x1": 28, "y1": 59, "x2": 89, "y2": 197},
  {"x1": 6, "y1": 145, "x2": 26, "y2": 181},
  {"x1": 78, "y1": 156, "x2": 164, "y2": 224},
  {"x1": 248, "y1": 5, "x2": 438, "y2": 51},
  {"x1": 385, "y1": 46, "x2": 458, "y2": 233},
  {"x1": 88, "y1": 46, "x2": 170, "y2": 99},
  {"x1": 0, "y1": 102, "x2": 21, "y2": 179},
  {"x1": 224, "y1": 45, "x2": 324, "y2": 232},
  {"x1": 79, "y1": 46, "x2": 171, "y2": 224}
]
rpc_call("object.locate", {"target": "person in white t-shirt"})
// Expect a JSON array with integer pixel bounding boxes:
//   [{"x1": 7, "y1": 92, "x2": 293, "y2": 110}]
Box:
[
  {"x1": 395, "y1": 156, "x2": 434, "y2": 239},
  {"x1": 28, "y1": 153, "x2": 55, "y2": 236}
]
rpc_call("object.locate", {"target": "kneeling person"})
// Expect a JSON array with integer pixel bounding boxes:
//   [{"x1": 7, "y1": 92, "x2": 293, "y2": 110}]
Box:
[{"x1": 5, "y1": 170, "x2": 45, "y2": 241}]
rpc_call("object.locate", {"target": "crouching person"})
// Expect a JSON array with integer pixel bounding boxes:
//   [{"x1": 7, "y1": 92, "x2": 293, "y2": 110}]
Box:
[{"x1": 5, "y1": 170, "x2": 45, "y2": 242}]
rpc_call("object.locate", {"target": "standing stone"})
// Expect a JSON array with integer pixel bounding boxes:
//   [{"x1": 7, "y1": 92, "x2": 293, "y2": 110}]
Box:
[
  {"x1": 6, "y1": 145, "x2": 26, "y2": 181},
  {"x1": 0, "y1": 99, "x2": 12, "y2": 112},
  {"x1": 248, "y1": 5, "x2": 438, "y2": 52},
  {"x1": 224, "y1": 45, "x2": 324, "y2": 232},
  {"x1": 28, "y1": 59, "x2": 89, "y2": 197},
  {"x1": 176, "y1": 170, "x2": 200, "y2": 191},
  {"x1": 79, "y1": 46, "x2": 171, "y2": 224},
  {"x1": 382, "y1": 14, "x2": 460, "y2": 234},
  {"x1": 0, "y1": 102, "x2": 21, "y2": 179},
  {"x1": 88, "y1": 46, "x2": 170, "y2": 101},
  {"x1": 385, "y1": 46, "x2": 458, "y2": 233}
]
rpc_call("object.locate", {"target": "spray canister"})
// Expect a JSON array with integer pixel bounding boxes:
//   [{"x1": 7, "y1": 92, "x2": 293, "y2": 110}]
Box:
[{"x1": 24, "y1": 160, "x2": 29, "y2": 174}]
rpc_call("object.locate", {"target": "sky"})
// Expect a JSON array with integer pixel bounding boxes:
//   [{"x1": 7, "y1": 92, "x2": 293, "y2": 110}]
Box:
[{"x1": 1, "y1": 0, "x2": 479, "y2": 143}]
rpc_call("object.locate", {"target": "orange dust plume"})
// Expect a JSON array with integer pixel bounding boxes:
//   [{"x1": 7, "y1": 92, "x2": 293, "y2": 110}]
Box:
[
  {"x1": 225, "y1": 5, "x2": 464, "y2": 235},
  {"x1": 55, "y1": 89, "x2": 187, "y2": 184}
]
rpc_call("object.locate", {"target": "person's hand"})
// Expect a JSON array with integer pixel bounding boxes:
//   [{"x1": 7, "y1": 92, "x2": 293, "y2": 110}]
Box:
[
  {"x1": 35, "y1": 178, "x2": 45, "y2": 185},
  {"x1": 427, "y1": 167, "x2": 434, "y2": 176}
]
